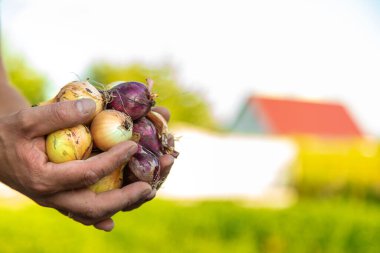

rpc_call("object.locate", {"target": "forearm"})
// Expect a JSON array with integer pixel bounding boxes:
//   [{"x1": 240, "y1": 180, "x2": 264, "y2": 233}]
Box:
[{"x1": 0, "y1": 59, "x2": 29, "y2": 116}]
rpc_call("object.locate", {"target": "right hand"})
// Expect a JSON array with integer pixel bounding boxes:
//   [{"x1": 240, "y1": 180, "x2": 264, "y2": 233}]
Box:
[{"x1": 0, "y1": 99, "x2": 154, "y2": 231}]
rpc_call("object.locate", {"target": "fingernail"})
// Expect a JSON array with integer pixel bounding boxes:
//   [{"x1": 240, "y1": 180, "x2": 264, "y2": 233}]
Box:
[
  {"x1": 104, "y1": 220, "x2": 115, "y2": 232},
  {"x1": 140, "y1": 186, "x2": 153, "y2": 200},
  {"x1": 125, "y1": 142, "x2": 138, "y2": 160},
  {"x1": 76, "y1": 99, "x2": 95, "y2": 115},
  {"x1": 130, "y1": 142, "x2": 138, "y2": 153}
]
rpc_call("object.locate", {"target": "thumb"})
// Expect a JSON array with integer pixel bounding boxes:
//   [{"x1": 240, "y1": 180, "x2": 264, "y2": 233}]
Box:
[{"x1": 17, "y1": 99, "x2": 96, "y2": 138}]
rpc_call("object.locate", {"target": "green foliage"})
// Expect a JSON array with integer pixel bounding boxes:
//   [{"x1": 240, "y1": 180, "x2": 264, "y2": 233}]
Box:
[
  {"x1": 289, "y1": 136, "x2": 380, "y2": 199},
  {"x1": 1, "y1": 198, "x2": 380, "y2": 253},
  {"x1": 86, "y1": 62, "x2": 219, "y2": 130},
  {"x1": 3, "y1": 52, "x2": 49, "y2": 104}
]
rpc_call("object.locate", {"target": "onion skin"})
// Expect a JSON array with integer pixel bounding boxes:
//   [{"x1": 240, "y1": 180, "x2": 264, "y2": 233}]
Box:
[
  {"x1": 90, "y1": 110, "x2": 133, "y2": 151},
  {"x1": 127, "y1": 145, "x2": 160, "y2": 186},
  {"x1": 107, "y1": 81, "x2": 155, "y2": 120},
  {"x1": 88, "y1": 161, "x2": 125, "y2": 193},
  {"x1": 56, "y1": 80, "x2": 105, "y2": 118},
  {"x1": 146, "y1": 111, "x2": 179, "y2": 158},
  {"x1": 133, "y1": 117, "x2": 162, "y2": 156},
  {"x1": 46, "y1": 125, "x2": 93, "y2": 163}
]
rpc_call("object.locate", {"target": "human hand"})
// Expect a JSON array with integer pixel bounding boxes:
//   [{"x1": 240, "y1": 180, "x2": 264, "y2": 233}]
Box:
[{"x1": 0, "y1": 99, "x2": 167, "y2": 231}]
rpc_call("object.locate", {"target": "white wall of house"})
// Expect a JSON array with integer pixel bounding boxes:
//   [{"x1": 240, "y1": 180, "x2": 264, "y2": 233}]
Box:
[{"x1": 158, "y1": 127, "x2": 298, "y2": 200}]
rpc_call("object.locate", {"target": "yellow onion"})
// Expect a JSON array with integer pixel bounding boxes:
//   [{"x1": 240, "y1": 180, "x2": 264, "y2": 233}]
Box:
[
  {"x1": 146, "y1": 111, "x2": 169, "y2": 137},
  {"x1": 88, "y1": 152, "x2": 125, "y2": 193},
  {"x1": 90, "y1": 109, "x2": 133, "y2": 151},
  {"x1": 55, "y1": 80, "x2": 104, "y2": 118},
  {"x1": 36, "y1": 81, "x2": 104, "y2": 117},
  {"x1": 46, "y1": 125, "x2": 93, "y2": 163}
]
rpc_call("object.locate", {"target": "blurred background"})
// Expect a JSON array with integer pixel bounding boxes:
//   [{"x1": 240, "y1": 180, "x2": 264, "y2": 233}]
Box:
[{"x1": 2, "y1": 0, "x2": 380, "y2": 252}]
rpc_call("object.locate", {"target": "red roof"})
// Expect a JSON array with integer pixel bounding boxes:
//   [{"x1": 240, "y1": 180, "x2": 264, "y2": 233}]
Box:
[{"x1": 249, "y1": 96, "x2": 363, "y2": 137}]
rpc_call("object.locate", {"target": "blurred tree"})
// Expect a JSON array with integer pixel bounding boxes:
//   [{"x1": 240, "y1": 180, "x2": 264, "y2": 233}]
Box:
[
  {"x1": 3, "y1": 51, "x2": 49, "y2": 104},
  {"x1": 86, "y1": 62, "x2": 219, "y2": 130}
]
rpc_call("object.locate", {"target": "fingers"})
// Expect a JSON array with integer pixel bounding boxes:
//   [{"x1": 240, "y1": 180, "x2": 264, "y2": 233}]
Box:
[
  {"x1": 156, "y1": 154, "x2": 175, "y2": 190},
  {"x1": 15, "y1": 99, "x2": 96, "y2": 138},
  {"x1": 45, "y1": 141, "x2": 138, "y2": 192},
  {"x1": 94, "y1": 218, "x2": 115, "y2": 232},
  {"x1": 58, "y1": 209, "x2": 115, "y2": 231},
  {"x1": 45, "y1": 181, "x2": 152, "y2": 226},
  {"x1": 159, "y1": 154, "x2": 175, "y2": 179},
  {"x1": 152, "y1": 106, "x2": 170, "y2": 122}
]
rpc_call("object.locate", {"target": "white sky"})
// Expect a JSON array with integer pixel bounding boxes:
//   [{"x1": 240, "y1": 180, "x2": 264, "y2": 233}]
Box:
[{"x1": 3, "y1": 0, "x2": 380, "y2": 136}]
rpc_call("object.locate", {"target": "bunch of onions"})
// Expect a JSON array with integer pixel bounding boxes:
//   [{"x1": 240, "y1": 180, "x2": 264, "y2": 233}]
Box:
[
  {"x1": 42, "y1": 78, "x2": 178, "y2": 193},
  {"x1": 103, "y1": 79, "x2": 179, "y2": 188}
]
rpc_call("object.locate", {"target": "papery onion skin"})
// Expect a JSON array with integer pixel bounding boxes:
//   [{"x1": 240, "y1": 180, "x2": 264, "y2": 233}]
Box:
[
  {"x1": 133, "y1": 117, "x2": 162, "y2": 156},
  {"x1": 107, "y1": 81, "x2": 155, "y2": 120},
  {"x1": 56, "y1": 80, "x2": 105, "y2": 118},
  {"x1": 128, "y1": 145, "x2": 160, "y2": 186},
  {"x1": 146, "y1": 111, "x2": 179, "y2": 158},
  {"x1": 90, "y1": 109, "x2": 133, "y2": 151},
  {"x1": 46, "y1": 125, "x2": 93, "y2": 163}
]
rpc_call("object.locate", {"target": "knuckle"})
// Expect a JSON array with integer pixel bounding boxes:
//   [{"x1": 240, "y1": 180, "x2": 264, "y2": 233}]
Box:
[
  {"x1": 51, "y1": 103, "x2": 71, "y2": 123},
  {"x1": 83, "y1": 206, "x2": 102, "y2": 220},
  {"x1": 29, "y1": 181, "x2": 51, "y2": 195},
  {"x1": 15, "y1": 110, "x2": 33, "y2": 135},
  {"x1": 82, "y1": 169, "x2": 101, "y2": 186},
  {"x1": 26, "y1": 166, "x2": 53, "y2": 195}
]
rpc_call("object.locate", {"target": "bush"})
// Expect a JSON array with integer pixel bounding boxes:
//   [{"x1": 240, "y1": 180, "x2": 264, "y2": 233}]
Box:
[{"x1": 289, "y1": 136, "x2": 380, "y2": 200}]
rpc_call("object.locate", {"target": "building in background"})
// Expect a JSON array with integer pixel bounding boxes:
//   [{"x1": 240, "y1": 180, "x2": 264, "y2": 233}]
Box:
[{"x1": 230, "y1": 95, "x2": 363, "y2": 138}]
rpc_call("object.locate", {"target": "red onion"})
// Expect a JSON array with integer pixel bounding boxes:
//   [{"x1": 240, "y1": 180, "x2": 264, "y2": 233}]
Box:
[
  {"x1": 127, "y1": 144, "x2": 160, "y2": 186},
  {"x1": 107, "y1": 80, "x2": 156, "y2": 120},
  {"x1": 133, "y1": 117, "x2": 162, "y2": 156}
]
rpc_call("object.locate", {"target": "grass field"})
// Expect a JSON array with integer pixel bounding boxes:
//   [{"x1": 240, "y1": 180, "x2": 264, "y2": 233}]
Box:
[{"x1": 1, "y1": 197, "x2": 380, "y2": 253}]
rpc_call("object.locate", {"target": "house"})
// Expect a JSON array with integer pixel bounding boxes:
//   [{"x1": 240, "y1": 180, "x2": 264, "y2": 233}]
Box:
[
  {"x1": 230, "y1": 95, "x2": 363, "y2": 138},
  {"x1": 158, "y1": 96, "x2": 368, "y2": 202}
]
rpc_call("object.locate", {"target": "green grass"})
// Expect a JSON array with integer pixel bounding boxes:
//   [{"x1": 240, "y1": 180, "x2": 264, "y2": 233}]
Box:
[{"x1": 1, "y1": 198, "x2": 380, "y2": 253}]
